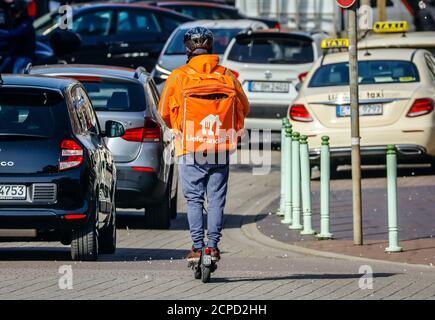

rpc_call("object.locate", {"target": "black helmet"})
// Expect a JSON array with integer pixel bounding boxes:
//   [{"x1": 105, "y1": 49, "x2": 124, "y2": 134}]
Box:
[
  {"x1": 10, "y1": 0, "x2": 28, "y2": 17},
  {"x1": 184, "y1": 26, "x2": 214, "y2": 59}
]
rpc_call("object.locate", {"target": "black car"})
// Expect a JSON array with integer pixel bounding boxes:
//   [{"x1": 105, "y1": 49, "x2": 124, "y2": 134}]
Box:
[
  {"x1": 29, "y1": 64, "x2": 178, "y2": 229},
  {"x1": 0, "y1": 74, "x2": 125, "y2": 261},
  {"x1": 33, "y1": 3, "x2": 193, "y2": 70}
]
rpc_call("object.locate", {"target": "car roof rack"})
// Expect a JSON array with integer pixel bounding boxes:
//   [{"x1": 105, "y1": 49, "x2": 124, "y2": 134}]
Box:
[{"x1": 134, "y1": 66, "x2": 148, "y2": 79}]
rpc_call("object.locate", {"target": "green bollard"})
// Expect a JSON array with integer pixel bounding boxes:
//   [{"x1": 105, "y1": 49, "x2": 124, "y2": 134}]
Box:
[
  {"x1": 385, "y1": 144, "x2": 402, "y2": 253},
  {"x1": 278, "y1": 118, "x2": 290, "y2": 216},
  {"x1": 290, "y1": 132, "x2": 302, "y2": 230},
  {"x1": 317, "y1": 136, "x2": 333, "y2": 240},
  {"x1": 300, "y1": 135, "x2": 315, "y2": 235},
  {"x1": 281, "y1": 124, "x2": 293, "y2": 224}
]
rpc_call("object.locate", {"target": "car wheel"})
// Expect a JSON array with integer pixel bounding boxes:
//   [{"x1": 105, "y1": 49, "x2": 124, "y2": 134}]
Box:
[
  {"x1": 145, "y1": 187, "x2": 171, "y2": 230},
  {"x1": 71, "y1": 217, "x2": 99, "y2": 261},
  {"x1": 98, "y1": 205, "x2": 117, "y2": 254},
  {"x1": 170, "y1": 184, "x2": 178, "y2": 220}
]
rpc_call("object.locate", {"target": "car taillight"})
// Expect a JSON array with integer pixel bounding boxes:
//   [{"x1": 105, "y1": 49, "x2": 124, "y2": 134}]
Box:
[
  {"x1": 122, "y1": 117, "x2": 161, "y2": 142},
  {"x1": 228, "y1": 69, "x2": 239, "y2": 78},
  {"x1": 298, "y1": 72, "x2": 308, "y2": 83},
  {"x1": 406, "y1": 98, "x2": 434, "y2": 117},
  {"x1": 274, "y1": 22, "x2": 281, "y2": 30},
  {"x1": 289, "y1": 104, "x2": 313, "y2": 122},
  {"x1": 59, "y1": 140, "x2": 83, "y2": 171}
]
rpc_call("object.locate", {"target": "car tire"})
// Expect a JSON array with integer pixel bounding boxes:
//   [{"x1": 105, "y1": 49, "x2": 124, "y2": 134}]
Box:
[
  {"x1": 71, "y1": 218, "x2": 99, "y2": 261},
  {"x1": 170, "y1": 185, "x2": 178, "y2": 220},
  {"x1": 98, "y1": 206, "x2": 117, "y2": 254},
  {"x1": 145, "y1": 187, "x2": 171, "y2": 230}
]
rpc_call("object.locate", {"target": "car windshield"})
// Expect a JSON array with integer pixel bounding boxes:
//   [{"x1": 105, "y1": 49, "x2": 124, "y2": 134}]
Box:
[
  {"x1": 168, "y1": 6, "x2": 241, "y2": 20},
  {"x1": 34, "y1": 11, "x2": 62, "y2": 35},
  {"x1": 165, "y1": 28, "x2": 242, "y2": 55},
  {"x1": 309, "y1": 60, "x2": 420, "y2": 87},
  {"x1": 0, "y1": 90, "x2": 64, "y2": 138},
  {"x1": 79, "y1": 80, "x2": 147, "y2": 112},
  {"x1": 227, "y1": 35, "x2": 314, "y2": 64}
]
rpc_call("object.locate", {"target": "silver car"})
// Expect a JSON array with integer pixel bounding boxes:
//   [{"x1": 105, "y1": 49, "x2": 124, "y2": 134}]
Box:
[{"x1": 29, "y1": 65, "x2": 178, "y2": 229}]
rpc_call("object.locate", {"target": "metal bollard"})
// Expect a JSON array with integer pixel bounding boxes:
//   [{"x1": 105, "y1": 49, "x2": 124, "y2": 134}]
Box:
[
  {"x1": 290, "y1": 132, "x2": 302, "y2": 230},
  {"x1": 300, "y1": 135, "x2": 315, "y2": 235},
  {"x1": 278, "y1": 118, "x2": 291, "y2": 216},
  {"x1": 281, "y1": 124, "x2": 293, "y2": 224},
  {"x1": 385, "y1": 144, "x2": 402, "y2": 253},
  {"x1": 317, "y1": 136, "x2": 333, "y2": 240}
]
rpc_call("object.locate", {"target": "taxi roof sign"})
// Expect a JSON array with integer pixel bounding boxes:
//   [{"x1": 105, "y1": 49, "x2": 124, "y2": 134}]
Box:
[
  {"x1": 373, "y1": 21, "x2": 408, "y2": 33},
  {"x1": 321, "y1": 38, "x2": 349, "y2": 49}
]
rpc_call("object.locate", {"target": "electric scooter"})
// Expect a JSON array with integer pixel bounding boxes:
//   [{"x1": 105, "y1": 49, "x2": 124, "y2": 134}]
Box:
[{"x1": 188, "y1": 247, "x2": 217, "y2": 283}]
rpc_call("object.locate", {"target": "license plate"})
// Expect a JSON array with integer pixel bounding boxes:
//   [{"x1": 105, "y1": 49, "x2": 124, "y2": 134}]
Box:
[
  {"x1": 336, "y1": 104, "x2": 383, "y2": 117},
  {"x1": 0, "y1": 185, "x2": 26, "y2": 200},
  {"x1": 249, "y1": 81, "x2": 290, "y2": 93},
  {"x1": 202, "y1": 255, "x2": 212, "y2": 266}
]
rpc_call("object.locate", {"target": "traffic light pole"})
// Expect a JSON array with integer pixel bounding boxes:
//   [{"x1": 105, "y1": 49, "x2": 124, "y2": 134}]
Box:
[{"x1": 348, "y1": 4, "x2": 363, "y2": 245}]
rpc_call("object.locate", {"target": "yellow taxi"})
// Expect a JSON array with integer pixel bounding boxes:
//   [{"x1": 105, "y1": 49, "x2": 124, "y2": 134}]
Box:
[
  {"x1": 359, "y1": 21, "x2": 435, "y2": 56},
  {"x1": 288, "y1": 39, "x2": 435, "y2": 171}
]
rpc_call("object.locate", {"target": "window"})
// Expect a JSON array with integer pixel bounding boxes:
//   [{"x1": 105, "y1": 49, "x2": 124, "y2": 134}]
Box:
[
  {"x1": 72, "y1": 10, "x2": 113, "y2": 37},
  {"x1": 0, "y1": 90, "x2": 64, "y2": 138},
  {"x1": 158, "y1": 14, "x2": 187, "y2": 33},
  {"x1": 309, "y1": 60, "x2": 420, "y2": 88},
  {"x1": 71, "y1": 87, "x2": 99, "y2": 134},
  {"x1": 172, "y1": 6, "x2": 240, "y2": 20},
  {"x1": 80, "y1": 81, "x2": 147, "y2": 112},
  {"x1": 228, "y1": 36, "x2": 314, "y2": 64},
  {"x1": 165, "y1": 28, "x2": 243, "y2": 55},
  {"x1": 116, "y1": 10, "x2": 161, "y2": 35}
]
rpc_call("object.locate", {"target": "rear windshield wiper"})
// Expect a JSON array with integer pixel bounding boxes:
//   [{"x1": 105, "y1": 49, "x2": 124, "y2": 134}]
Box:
[
  {"x1": 268, "y1": 58, "x2": 307, "y2": 64},
  {"x1": 0, "y1": 134, "x2": 49, "y2": 140}
]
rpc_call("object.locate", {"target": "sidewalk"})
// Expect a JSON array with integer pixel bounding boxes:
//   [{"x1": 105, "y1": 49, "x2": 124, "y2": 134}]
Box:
[{"x1": 257, "y1": 166, "x2": 435, "y2": 267}]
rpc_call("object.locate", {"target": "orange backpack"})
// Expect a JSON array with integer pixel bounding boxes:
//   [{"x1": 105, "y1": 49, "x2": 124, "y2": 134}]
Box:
[{"x1": 178, "y1": 65, "x2": 238, "y2": 154}]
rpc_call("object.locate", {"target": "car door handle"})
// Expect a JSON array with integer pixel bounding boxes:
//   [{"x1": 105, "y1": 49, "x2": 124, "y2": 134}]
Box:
[{"x1": 111, "y1": 42, "x2": 129, "y2": 48}]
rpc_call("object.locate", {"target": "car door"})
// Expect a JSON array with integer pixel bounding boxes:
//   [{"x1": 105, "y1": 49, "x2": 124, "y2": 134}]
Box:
[
  {"x1": 69, "y1": 8, "x2": 114, "y2": 65},
  {"x1": 109, "y1": 8, "x2": 167, "y2": 70}
]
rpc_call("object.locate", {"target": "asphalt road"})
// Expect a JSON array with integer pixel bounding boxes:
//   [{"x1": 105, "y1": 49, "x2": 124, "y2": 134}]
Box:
[{"x1": 0, "y1": 151, "x2": 435, "y2": 300}]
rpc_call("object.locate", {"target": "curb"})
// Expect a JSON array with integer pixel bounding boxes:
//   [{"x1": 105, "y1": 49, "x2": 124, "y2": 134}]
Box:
[{"x1": 240, "y1": 208, "x2": 435, "y2": 271}]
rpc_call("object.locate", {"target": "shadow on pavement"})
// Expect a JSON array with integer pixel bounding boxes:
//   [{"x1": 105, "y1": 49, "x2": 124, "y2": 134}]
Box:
[
  {"x1": 0, "y1": 247, "x2": 190, "y2": 262},
  {"x1": 211, "y1": 272, "x2": 397, "y2": 283},
  {"x1": 117, "y1": 212, "x2": 266, "y2": 231}
]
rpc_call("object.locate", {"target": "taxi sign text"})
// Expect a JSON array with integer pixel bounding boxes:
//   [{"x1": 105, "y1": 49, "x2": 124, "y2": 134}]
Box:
[
  {"x1": 373, "y1": 21, "x2": 408, "y2": 33},
  {"x1": 321, "y1": 38, "x2": 349, "y2": 49}
]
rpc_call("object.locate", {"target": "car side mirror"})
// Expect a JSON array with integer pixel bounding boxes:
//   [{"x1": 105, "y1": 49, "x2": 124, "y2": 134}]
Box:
[
  {"x1": 105, "y1": 121, "x2": 125, "y2": 138},
  {"x1": 295, "y1": 82, "x2": 303, "y2": 92}
]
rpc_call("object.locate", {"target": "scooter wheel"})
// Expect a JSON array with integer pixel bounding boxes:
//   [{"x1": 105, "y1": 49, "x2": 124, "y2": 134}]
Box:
[
  {"x1": 194, "y1": 268, "x2": 202, "y2": 280},
  {"x1": 201, "y1": 266, "x2": 211, "y2": 283}
]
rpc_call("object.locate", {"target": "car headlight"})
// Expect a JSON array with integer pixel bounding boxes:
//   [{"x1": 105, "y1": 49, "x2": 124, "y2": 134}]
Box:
[{"x1": 154, "y1": 64, "x2": 171, "y2": 82}]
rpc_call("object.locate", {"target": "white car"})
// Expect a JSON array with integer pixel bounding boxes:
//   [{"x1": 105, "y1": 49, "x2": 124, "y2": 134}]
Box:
[
  {"x1": 288, "y1": 45, "x2": 435, "y2": 172},
  {"x1": 220, "y1": 29, "x2": 326, "y2": 142},
  {"x1": 151, "y1": 19, "x2": 267, "y2": 92}
]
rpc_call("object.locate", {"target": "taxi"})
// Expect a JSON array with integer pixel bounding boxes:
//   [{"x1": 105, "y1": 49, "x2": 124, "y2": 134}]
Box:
[
  {"x1": 288, "y1": 38, "x2": 435, "y2": 171},
  {"x1": 359, "y1": 21, "x2": 435, "y2": 56}
]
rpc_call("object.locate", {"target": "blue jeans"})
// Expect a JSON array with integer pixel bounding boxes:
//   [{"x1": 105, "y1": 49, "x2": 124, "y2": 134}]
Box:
[{"x1": 178, "y1": 153, "x2": 230, "y2": 250}]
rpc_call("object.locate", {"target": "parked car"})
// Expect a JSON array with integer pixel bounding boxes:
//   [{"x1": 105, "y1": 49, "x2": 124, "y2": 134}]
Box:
[
  {"x1": 29, "y1": 64, "x2": 178, "y2": 229},
  {"x1": 0, "y1": 74, "x2": 124, "y2": 260},
  {"x1": 152, "y1": 19, "x2": 268, "y2": 89},
  {"x1": 150, "y1": 1, "x2": 280, "y2": 29},
  {"x1": 33, "y1": 2, "x2": 193, "y2": 70},
  {"x1": 220, "y1": 30, "x2": 325, "y2": 143},
  {"x1": 289, "y1": 46, "x2": 435, "y2": 172}
]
